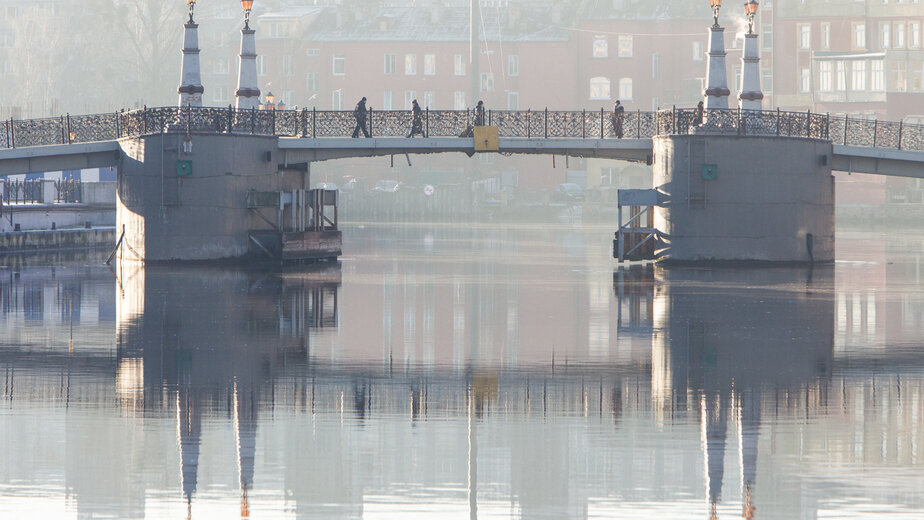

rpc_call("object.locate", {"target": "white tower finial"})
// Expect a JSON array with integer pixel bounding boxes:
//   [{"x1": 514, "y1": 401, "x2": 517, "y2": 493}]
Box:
[
  {"x1": 178, "y1": 0, "x2": 203, "y2": 107},
  {"x1": 236, "y1": 1, "x2": 260, "y2": 110}
]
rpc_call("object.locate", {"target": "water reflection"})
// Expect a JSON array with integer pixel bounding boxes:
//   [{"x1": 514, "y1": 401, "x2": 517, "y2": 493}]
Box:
[{"x1": 1, "y1": 230, "x2": 923, "y2": 519}]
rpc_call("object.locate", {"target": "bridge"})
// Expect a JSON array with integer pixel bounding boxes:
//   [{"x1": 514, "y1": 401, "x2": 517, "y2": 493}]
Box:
[
  {"x1": 1, "y1": 105, "x2": 923, "y2": 263},
  {"x1": 1, "y1": 105, "x2": 923, "y2": 176}
]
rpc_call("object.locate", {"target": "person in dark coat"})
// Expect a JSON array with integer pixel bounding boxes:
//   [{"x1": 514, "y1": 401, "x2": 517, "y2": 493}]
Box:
[
  {"x1": 612, "y1": 99, "x2": 625, "y2": 138},
  {"x1": 474, "y1": 100, "x2": 486, "y2": 127},
  {"x1": 352, "y1": 97, "x2": 370, "y2": 138},
  {"x1": 407, "y1": 100, "x2": 426, "y2": 137},
  {"x1": 694, "y1": 100, "x2": 705, "y2": 126}
]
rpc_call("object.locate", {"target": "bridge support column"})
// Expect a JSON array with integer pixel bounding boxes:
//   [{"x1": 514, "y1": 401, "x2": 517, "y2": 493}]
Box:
[
  {"x1": 653, "y1": 135, "x2": 834, "y2": 263},
  {"x1": 178, "y1": 4, "x2": 204, "y2": 107}
]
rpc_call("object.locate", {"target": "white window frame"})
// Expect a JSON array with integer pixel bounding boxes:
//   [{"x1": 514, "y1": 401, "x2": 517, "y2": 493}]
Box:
[
  {"x1": 405, "y1": 54, "x2": 417, "y2": 75},
  {"x1": 507, "y1": 54, "x2": 519, "y2": 77},
  {"x1": 617, "y1": 35, "x2": 633, "y2": 58},
  {"x1": 618, "y1": 78, "x2": 633, "y2": 100},
  {"x1": 384, "y1": 54, "x2": 396, "y2": 75},
  {"x1": 332, "y1": 55, "x2": 345, "y2": 76},
  {"x1": 454, "y1": 91, "x2": 466, "y2": 110},
  {"x1": 589, "y1": 76, "x2": 611, "y2": 100},
  {"x1": 454, "y1": 54, "x2": 465, "y2": 76},
  {"x1": 593, "y1": 37, "x2": 608, "y2": 58},
  {"x1": 507, "y1": 91, "x2": 519, "y2": 110},
  {"x1": 424, "y1": 54, "x2": 436, "y2": 76}
]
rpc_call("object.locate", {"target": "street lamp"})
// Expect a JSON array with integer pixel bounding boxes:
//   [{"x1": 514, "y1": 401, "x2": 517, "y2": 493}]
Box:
[
  {"x1": 187, "y1": 0, "x2": 196, "y2": 23},
  {"x1": 744, "y1": 0, "x2": 759, "y2": 35},
  {"x1": 241, "y1": 0, "x2": 253, "y2": 29},
  {"x1": 709, "y1": 0, "x2": 722, "y2": 27},
  {"x1": 264, "y1": 91, "x2": 275, "y2": 110}
]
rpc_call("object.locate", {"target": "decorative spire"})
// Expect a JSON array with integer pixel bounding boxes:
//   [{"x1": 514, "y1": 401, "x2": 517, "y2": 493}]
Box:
[
  {"x1": 739, "y1": 1, "x2": 763, "y2": 111},
  {"x1": 178, "y1": 0, "x2": 203, "y2": 107},
  {"x1": 236, "y1": 1, "x2": 261, "y2": 109},
  {"x1": 703, "y1": 0, "x2": 730, "y2": 112}
]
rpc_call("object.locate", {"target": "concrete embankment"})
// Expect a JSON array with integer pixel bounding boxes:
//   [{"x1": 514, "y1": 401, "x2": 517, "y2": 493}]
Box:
[{"x1": 0, "y1": 227, "x2": 115, "y2": 255}]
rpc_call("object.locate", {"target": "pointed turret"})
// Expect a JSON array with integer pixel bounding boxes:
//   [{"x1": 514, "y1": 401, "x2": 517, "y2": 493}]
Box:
[
  {"x1": 236, "y1": 1, "x2": 261, "y2": 110},
  {"x1": 178, "y1": 0, "x2": 204, "y2": 107}
]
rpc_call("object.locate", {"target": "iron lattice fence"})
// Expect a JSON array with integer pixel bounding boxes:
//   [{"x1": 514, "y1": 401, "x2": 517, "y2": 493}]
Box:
[{"x1": 1, "y1": 105, "x2": 923, "y2": 152}]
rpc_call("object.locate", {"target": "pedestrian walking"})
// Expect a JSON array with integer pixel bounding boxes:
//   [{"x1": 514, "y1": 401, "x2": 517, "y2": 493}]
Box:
[
  {"x1": 694, "y1": 100, "x2": 704, "y2": 126},
  {"x1": 612, "y1": 100, "x2": 625, "y2": 138},
  {"x1": 407, "y1": 100, "x2": 427, "y2": 138},
  {"x1": 352, "y1": 97, "x2": 370, "y2": 138},
  {"x1": 474, "y1": 100, "x2": 486, "y2": 127}
]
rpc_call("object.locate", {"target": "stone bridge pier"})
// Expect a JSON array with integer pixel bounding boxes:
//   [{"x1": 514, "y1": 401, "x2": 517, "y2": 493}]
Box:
[
  {"x1": 653, "y1": 134, "x2": 835, "y2": 263},
  {"x1": 116, "y1": 133, "x2": 334, "y2": 263}
]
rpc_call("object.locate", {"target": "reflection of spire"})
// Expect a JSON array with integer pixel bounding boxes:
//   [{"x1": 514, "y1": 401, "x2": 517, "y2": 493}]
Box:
[
  {"x1": 234, "y1": 381, "x2": 258, "y2": 518},
  {"x1": 177, "y1": 387, "x2": 201, "y2": 512},
  {"x1": 468, "y1": 382, "x2": 478, "y2": 520},
  {"x1": 701, "y1": 391, "x2": 728, "y2": 515},
  {"x1": 738, "y1": 387, "x2": 761, "y2": 519}
]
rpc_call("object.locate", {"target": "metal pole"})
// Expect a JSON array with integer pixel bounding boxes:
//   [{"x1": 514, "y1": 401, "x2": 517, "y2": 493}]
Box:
[
  {"x1": 898, "y1": 120, "x2": 903, "y2": 150},
  {"x1": 143, "y1": 105, "x2": 148, "y2": 134},
  {"x1": 776, "y1": 108, "x2": 781, "y2": 136},
  {"x1": 806, "y1": 109, "x2": 811, "y2": 138},
  {"x1": 737, "y1": 107, "x2": 741, "y2": 133},
  {"x1": 825, "y1": 113, "x2": 830, "y2": 140},
  {"x1": 636, "y1": 109, "x2": 641, "y2": 138},
  {"x1": 426, "y1": 107, "x2": 430, "y2": 137},
  {"x1": 873, "y1": 119, "x2": 878, "y2": 148},
  {"x1": 186, "y1": 104, "x2": 191, "y2": 135},
  {"x1": 301, "y1": 108, "x2": 307, "y2": 138},
  {"x1": 600, "y1": 108, "x2": 604, "y2": 138},
  {"x1": 582, "y1": 109, "x2": 586, "y2": 139},
  {"x1": 312, "y1": 107, "x2": 317, "y2": 138},
  {"x1": 228, "y1": 104, "x2": 233, "y2": 133},
  {"x1": 61, "y1": 116, "x2": 67, "y2": 144},
  {"x1": 672, "y1": 105, "x2": 676, "y2": 134},
  {"x1": 544, "y1": 107, "x2": 548, "y2": 138},
  {"x1": 10, "y1": 117, "x2": 14, "y2": 148},
  {"x1": 369, "y1": 107, "x2": 374, "y2": 137},
  {"x1": 115, "y1": 111, "x2": 121, "y2": 138},
  {"x1": 272, "y1": 106, "x2": 276, "y2": 136},
  {"x1": 488, "y1": 109, "x2": 492, "y2": 127},
  {"x1": 527, "y1": 109, "x2": 531, "y2": 138},
  {"x1": 66, "y1": 113, "x2": 72, "y2": 143},
  {"x1": 251, "y1": 106, "x2": 255, "y2": 134},
  {"x1": 844, "y1": 114, "x2": 849, "y2": 145}
]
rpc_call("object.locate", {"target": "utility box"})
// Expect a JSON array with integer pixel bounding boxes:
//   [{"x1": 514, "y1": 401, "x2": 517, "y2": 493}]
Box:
[{"x1": 474, "y1": 126, "x2": 499, "y2": 152}]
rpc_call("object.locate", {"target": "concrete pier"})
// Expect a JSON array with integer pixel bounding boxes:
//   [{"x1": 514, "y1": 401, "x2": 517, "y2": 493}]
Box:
[
  {"x1": 653, "y1": 135, "x2": 835, "y2": 262},
  {"x1": 116, "y1": 133, "x2": 339, "y2": 263}
]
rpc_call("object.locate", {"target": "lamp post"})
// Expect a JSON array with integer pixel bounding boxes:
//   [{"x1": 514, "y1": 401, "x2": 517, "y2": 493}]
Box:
[
  {"x1": 703, "y1": 0, "x2": 730, "y2": 113},
  {"x1": 236, "y1": 0, "x2": 261, "y2": 109},
  {"x1": 738, "y1": 0, "x2": 764, "y2": 111},
  {"x1": 178, "y1": 0, "x2": 204, "y2": 107}
]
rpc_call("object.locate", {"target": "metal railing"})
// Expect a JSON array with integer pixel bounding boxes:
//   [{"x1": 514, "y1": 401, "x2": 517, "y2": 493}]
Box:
[{"x1": 1, "y1": 105, "x2": 923, "y2": 152}]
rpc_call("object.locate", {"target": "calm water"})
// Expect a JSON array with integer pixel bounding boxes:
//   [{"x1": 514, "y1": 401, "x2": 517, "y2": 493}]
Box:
[{"x1": 1, "y1": 223, "x2": 923, "y2": 519}]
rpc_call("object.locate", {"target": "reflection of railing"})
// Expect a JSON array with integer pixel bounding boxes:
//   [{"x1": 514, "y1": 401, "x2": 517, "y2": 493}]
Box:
[{"x1": 1, "y1": 106, "x2": 922, "y2": 152}]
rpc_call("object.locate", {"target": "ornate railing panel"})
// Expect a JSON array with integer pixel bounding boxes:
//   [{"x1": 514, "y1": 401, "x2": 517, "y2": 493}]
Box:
[{"x1": 2, "y1": 105, "x2": 924, "y2": 155}]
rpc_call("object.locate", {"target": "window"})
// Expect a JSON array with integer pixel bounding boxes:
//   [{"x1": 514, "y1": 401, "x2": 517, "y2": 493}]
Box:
[
  {"x1": 799, "y1": 24, "x2": 811, "y2": 49},
  {"x1": 282, "y1": 55, "x2": 294, "y2": 77},
  {"x1": 617, "y1": 35, "x2": 633, "y2": 57},
  {"x1": 853, "y1": 23, "x2": 866, "y2": 49},
  {"x1": 800, "y1": 67, "x2": 811, "y2": 92},
  {"x1": 821, "y1": 23, "x2": 831, "y2": 49},
  {"x1": 306, "y1": 48, "x2": 320, "y2": 57},
  {"x1": 911, "y1": 61, "x2": 923, "y2": 92},
  {"x1": 851, "y1": 60, "x2": 866, "y2": 91},
  {"x1": 507, "y1": 91, "x2": 519, "y2": 110},
  {"x1": 618, "y1": 78, "x2": 633, "y2": 100},
  {"x1": 404, "y1": 90, "x2": 416, "y2": 109},
  {"x1": 257, "y1": 55, "x2": 267, "y2": 76},
  {"x1": 892, "y1": 61, "x2": 907, "y2": 91},
  {"x1": 693, "y1": 41, "x2": 704, "y2": 61},
  {"x1": 305, "y1": 72, "x2": 319, "y2": 93},
  {"x1": 652, "y1": 53, "x2": 660, "y2": 79},
  {"x1": 895, "y1": 22, "x2": 906, "y2": 49},
  {"x1": 332, "y1": 55, "x2": 345, "y2": 75},
  {"x1": 761, "y1": 25, "x2": 773, "y2": 50},
  {"x1": 480, "y1": 72, "x2": 494, "y2": 92},
  {"x1": 880, "y1": 22, "x2": 891, "y2": 49},
  {"x1": 424, "y1": 54, "x2": 436, "y2": 75},
  {"x1": 911, "y1": 21, "x2": 921, "y2": 48},
  {"x1": 507, "y1": 55, "x2": 519, "y2": 77},
  {"x1": 270, "y1": 23, "x2": 287, "y2": 39},
  {"x1": 213, "y1": 86, "x2": 229, "y2": 103},
  {"x1": 836, "y1": 61, "x2": 846, "y2": 90},
  {"x1": 423, "y1": 91, "x2": 435, "y2": 108},
  {"x1": 214, "y1": 58, "x2": 229, "y2": 75},
  {"x1": 762, "y1": 69, "x2": 773, "y2": 93},
  {"x1": 454, "y1": 91, "x2": 466, "y2": 110},
  {"x1": 589, "y1": 76, "x2": 611, "y2": 100},
  {"x1": 282, "y1": 91, "x2": 293, "y2": 107},
  {"x1": 332, "y1": 90, "x2": 343, "y2": 110},
  {"x1": 593, "y1": 37, "x2": 608, "y2": 58},
  {"x1": 405, "y1": 54, "x2": 417, "y2": 75},
  {"x1": 454, "y1": 54, "x2": 465, "y2": 76},
  {"x1": 384, "y1": 54, "x2": 396, "y2": 75},
  {"x1": 819, "y1": 61, "x2": 832, "y2": 91},
  {"x1": 383, "y1": 91, "x2": 395, "y2": 110},
  {"x1": 871, "y1": 60, "x2": 884, "y2": 91}
]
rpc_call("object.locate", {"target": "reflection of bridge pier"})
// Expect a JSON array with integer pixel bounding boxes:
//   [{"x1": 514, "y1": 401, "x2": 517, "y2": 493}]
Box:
[{"x1": 638, "y1": 264, "x2": 835, "y2": 517}]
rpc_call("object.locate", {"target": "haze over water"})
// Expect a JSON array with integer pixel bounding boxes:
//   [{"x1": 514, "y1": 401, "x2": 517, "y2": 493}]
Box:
[{"x1": 1, "y1": 222, "x2": 923, "y2": 519}]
